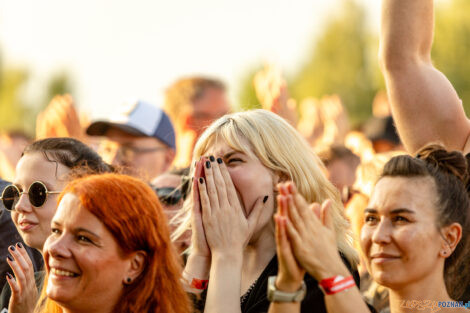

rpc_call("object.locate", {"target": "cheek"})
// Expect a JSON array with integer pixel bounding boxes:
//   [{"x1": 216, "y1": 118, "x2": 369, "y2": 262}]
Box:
[
  {"x1": 359, "y1": 227, "x2": 372, "y2": 256},
  {"x1": 229, "y1": 167, "x2": 273, "y2": 206},
  {"x1": 11, "y1": 211, "x2": 19, "y2": 226}
]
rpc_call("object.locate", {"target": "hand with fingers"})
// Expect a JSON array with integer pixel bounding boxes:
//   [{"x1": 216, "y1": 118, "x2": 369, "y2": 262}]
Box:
[
  {"x1": 5, "y1": 243, "x2": 39, "y2": 313},
  {"x1": 197, "y1": 156, "x2": 268, "y2": 257},
  {"x1": 277, "y1": 182, "x2": 350, "y2": 281},
  {"x1": 274, "y1": 195, "x2": 305, "y2": 292}
]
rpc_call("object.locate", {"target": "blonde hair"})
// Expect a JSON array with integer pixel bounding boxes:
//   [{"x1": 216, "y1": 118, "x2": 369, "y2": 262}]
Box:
[{"x1": 173, "y1": 109, "x2": 357, "y2": 264}]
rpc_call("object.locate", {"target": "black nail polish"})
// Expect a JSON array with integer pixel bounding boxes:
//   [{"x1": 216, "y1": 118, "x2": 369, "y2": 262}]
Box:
[
  {"x1": 6, "y1": 272, "x2": 13, "y2": 279},
  {"x1": 217, "y1": 158, "x2": 223, "y2": 164},
  {"x1": 7, "y1": 255, "x2": 13, "y2": 262},
  {"x1": 205, "y1": 161, "x2": 211, "y2": 169},
  {"x1": 9, "y1": 245, "x2": 15, "y2": 252},
  {"x1": 199, "y1": 178, "x2": 204, "y2": 184},
  {"x1": 16, "y1": 242, "x2": 23, "y2": 249},
  {"x1": 263, "y1": 196, "x2": 269, "y2": 203},
  {"x1": 209, "y1": 155, "x2": 215, "y2": 162}
]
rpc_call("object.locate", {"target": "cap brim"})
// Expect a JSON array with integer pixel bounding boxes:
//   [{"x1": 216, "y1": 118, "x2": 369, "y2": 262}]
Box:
[{"x1": 86, "y1": 121, "x2": 147, "y2": 137}]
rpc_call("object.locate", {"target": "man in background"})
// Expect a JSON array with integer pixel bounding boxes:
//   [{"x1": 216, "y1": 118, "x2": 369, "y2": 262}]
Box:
[
  {"x1": 86, "y1": 100, "x2": 175, "y2": 182},
  {"x1": 164, "y1": 77, "x2": 230, "y2": 167}
]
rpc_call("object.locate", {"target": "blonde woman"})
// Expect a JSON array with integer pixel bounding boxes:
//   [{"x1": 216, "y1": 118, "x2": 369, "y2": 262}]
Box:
[{"x1": 174, "y1": 109, "x2": 358, "y2": 313}]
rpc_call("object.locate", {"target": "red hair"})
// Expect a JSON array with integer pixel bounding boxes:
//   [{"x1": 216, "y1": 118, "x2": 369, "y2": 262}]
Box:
[{"x1": 36, "y1": 173, "x2": 191, "y2": 313}]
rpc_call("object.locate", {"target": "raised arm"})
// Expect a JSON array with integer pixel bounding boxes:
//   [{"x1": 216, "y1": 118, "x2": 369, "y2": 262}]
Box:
[{"x1": 379, "y1": 0, "x2": 470, "y2": 153}]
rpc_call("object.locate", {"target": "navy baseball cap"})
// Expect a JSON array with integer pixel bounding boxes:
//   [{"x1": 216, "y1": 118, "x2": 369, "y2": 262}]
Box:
[{"x1": 86, "y1": 100, "x2": 176, "y2": 149}]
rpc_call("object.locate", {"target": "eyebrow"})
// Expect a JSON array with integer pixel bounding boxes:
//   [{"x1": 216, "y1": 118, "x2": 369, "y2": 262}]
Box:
[
  {"x1": 364, "y1": 208, "x2": 415, "y2": 214},
  {"x1": 223, "y1": 151, "x2": 243, "y2": 158},
  {"x1": 52, "y1": 221, "x2": 101, "y2": 238}
]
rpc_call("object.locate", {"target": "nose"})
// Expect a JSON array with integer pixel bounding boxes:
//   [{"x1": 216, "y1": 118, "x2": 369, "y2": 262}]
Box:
[
  {"x1": 47, "y1": 233, "x2": 72, "y2": 259},
  {"x1": 371, "y1": 219, "x2": 392, "y2": 244},
  {"x1": 15, "y1": 192, "x2": 33, "y2": 213}
]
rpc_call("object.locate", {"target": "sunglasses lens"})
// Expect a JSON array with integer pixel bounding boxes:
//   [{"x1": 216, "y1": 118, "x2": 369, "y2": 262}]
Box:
[
  {"x1": 155, "y1": 187, "x2": 182, "y2": 205},
  {"x1": 2, "y1": 186, "x2": 20, "y2": 211},
  {"x1": 29, "y1": 182, "x2": 47, "y2": 207}
]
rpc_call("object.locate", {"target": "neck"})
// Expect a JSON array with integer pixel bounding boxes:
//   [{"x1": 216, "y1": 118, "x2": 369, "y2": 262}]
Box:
[
  {"x1": 389, "y1": 269, "x2": 453, "y2": 313},
  {"x1": 243, "y1": 223, "x2": 276, "y2": 276}
]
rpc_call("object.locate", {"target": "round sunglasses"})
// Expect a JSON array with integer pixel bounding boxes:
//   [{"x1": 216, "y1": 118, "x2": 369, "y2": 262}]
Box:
[{"x1": 0, "y1": 181, "x2": 61, "y2": 211}]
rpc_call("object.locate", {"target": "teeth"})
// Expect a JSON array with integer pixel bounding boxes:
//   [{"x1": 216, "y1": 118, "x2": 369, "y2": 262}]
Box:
[{"x1": 51, "y1": 268, "x2": 77, "y2": 277}]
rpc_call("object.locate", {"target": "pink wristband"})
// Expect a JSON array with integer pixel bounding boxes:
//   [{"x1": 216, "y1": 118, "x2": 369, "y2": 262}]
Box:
[{"x1": 318, "y1": 275, "x2": 355, "y2": 295}]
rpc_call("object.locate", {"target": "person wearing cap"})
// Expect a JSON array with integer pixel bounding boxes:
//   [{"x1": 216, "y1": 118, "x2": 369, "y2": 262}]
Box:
[{"x1": 86, "y1": 100, "x2": 176, "y2": 182}]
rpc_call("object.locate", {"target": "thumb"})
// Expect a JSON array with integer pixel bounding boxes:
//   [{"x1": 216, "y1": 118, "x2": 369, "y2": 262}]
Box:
[
  {"x1": 320, "y1": 199, "x2": 334, "y2": 230},
  {"x1": 247, "y1": 195, "x2": 269, "y2": 230}
]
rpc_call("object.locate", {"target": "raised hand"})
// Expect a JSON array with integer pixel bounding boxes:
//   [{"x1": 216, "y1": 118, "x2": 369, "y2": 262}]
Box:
[
  {"x1": 191, "y1": 157, "x2": 211, "y2": 258},
  {"x1": 274, "y1": 194, "x2": 305, "y2": 292},
  {"x1": 198, "y1": 156, "x2": 266, "y2": 256},
  {"x1": 35, "y1": 94, "x2": 85, "y2": 140},
  {"x1": 277, "y1": 182, "x2": 349, "y2": 281},
  {"x1": 5, "y1": 243, "x2": 38, "y2": 313}
]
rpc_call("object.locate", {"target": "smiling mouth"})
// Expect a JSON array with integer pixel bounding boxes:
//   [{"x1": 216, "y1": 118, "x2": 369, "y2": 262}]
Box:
[
  {"x1": 18, "y1": 222, "x2": 38, "y2": 231},
  {"x1": 51, "y1": 268, "x2": 80, "y2": 277}
]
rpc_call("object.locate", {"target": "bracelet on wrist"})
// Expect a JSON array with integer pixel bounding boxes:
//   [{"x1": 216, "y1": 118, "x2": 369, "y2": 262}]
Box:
[
  {"x1": 181, "y1": 271, "x2": 209, "y2": 293},
  {"x1": 318, "y1": 275, "x2": 355, "y2": 295}
]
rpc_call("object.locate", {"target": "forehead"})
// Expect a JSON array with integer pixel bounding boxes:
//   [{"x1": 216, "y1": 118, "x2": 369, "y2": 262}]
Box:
[
  {"x1": 204, "y1": 137, "x2": 252, "y2": 157},
  {"x1": 15, "y1": 152, "x2": 70, "y2": 186},
  {"x1": 55, "y1": 193, "x2": 100, "y2": 227},
  {"x1": 103, "y1": 128, "x2": 163, "y2": 147},
  {"x1": 369, "y1": 176, "x2": 438, "y2": 216}
]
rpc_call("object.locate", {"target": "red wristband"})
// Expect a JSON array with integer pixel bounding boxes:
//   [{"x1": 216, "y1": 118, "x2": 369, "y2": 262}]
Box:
[
  {"x1": 190, "y1": 278, "x2": 209, "y2": 290},
  {"x1": 318, "y1": 275, "x2": 355, "y2": 295}
]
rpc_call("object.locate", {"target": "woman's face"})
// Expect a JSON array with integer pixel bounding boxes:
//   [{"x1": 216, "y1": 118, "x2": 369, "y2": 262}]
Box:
[
  {"x1": 44, "y1": 193, "x2": 132, "y2": 312},
  {"x1": 204, "y1": 139, "x2": 278, "y2": 239},
  {"x1": 360, "y1": 176, "x2": 446, "y2": 289},
  {"x1": 11, "y1": 152, "x2": 70, "y2": 250}
]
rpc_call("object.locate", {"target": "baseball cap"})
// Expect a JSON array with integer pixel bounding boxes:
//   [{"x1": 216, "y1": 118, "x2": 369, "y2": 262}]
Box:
[
  {"x1": 363, "y1": 116, "x2": 401, "y2": 145},
  {"x1": 86, "y1": 100, "x2": 176, "y2": 149}
]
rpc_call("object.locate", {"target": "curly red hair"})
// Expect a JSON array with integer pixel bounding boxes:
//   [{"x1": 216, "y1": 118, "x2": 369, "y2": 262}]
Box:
[{"x1": 35, "y1": 173, "x2": 191, "y2": 313}]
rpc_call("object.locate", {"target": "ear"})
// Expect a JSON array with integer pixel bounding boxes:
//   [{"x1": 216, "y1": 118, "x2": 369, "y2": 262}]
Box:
[
  {"x1": 439, "y1": 223, "x2": 462, "y2": 258},
  {"x1": 273, "y1": 171, "x2": 290, "y2": 185},
  {"x1": 123, "y1": 251, "x2": 147, "y2": 285}
]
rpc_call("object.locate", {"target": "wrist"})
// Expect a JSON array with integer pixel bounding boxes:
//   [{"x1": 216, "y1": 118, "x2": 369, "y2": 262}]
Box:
[
  {"x1": 185, "y1": 253, "x2": 211, "y2": 279},
  {"x1": 275, "y1": 275, "x2": 303, "y2": 293}
]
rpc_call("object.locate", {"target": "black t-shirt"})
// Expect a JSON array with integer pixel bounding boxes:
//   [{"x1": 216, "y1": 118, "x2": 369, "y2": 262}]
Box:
[
  {"x1": 192, "y1": 254, "x2": 376, "y2": 313},
  {"x1": 0, "y1": 179, "x2": 44, "y2": 291}
]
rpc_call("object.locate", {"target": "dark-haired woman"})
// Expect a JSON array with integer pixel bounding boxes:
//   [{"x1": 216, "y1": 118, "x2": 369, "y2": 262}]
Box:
[
  {"x1": 270, "y1": 144, "x2": 470, "y2": 313},
  {"x1": 0, "y1": 137, "x2": 112, "y2": 313}
]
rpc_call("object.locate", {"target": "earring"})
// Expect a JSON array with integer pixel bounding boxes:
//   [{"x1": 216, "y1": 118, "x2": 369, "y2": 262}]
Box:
[{"x1": 126, "y1": 277, "x2": 132, "y2": 283}]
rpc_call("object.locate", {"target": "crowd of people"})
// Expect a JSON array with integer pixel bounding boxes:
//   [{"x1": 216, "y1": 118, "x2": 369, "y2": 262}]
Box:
[{"x1": 0, "y1": 0, "x2": 469, "y2": 312}]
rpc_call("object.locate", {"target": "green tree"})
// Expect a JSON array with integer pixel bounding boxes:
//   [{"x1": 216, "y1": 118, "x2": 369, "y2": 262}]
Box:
[
  {"x1": 290, "y1": 0, "x2": 379, "y2": 126},
  {"x1": 237, "y1": 64, "x2": 263, "y2": 111},
  {"x1": 433, "y1": 0, "x2": 470, "y2": 114}
]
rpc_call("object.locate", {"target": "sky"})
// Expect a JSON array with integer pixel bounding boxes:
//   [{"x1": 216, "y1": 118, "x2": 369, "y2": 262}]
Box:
[{"x1": 0, "y1": 0, "x2": 380, "y2": 119}]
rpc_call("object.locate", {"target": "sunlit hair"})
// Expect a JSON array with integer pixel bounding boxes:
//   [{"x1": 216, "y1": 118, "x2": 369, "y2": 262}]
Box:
[
  {"x1": 35, "y1": 173, "x2": 191, "y2": 313},
  {"x1": 379, "y1": 144, "x2": 470, "y2": 300},
  {"x1": 173, "y1": 109, "x2": 357, "y2": 264}
]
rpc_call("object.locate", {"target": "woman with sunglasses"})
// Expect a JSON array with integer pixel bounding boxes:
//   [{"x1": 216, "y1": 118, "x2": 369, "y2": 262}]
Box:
[
  {"x1": 0, "y1": 137, "x2": 111, "y2": 313},
  {"x1": 173, "y1": 110, "x2": 360, "y2": 313},
  {"x1": 269, "y1": 145, "x2": 470, "y2": 313}
]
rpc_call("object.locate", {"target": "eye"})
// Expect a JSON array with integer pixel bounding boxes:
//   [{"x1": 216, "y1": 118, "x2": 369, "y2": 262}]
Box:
[
  {"x1": 392, "y1": 216, "x2": 410, "y2": 223},
  {"x1": 364, "y1": 215, "x2": 379, "y2": 224},
  {"x1": 51, "y1": 228, "x2": 61, "y2": 235},
  {"x1": 227, "y1": 158, "x2": 242, "y2": 164},
  {"x1": 77, "y1": 235, "x2": 92, "y2": 243}
]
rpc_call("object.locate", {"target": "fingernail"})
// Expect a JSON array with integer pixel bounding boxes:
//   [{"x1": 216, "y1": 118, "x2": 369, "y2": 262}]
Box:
[
  {"x1": 199, "y1": 178, "x2": 204, "y2": 184},
  {"x1": 205, "y1": 161, "x2": 211, "y2": 169},
  {"x1": 217, "y1": 158, "x2": 223, "y2": 164},
  {"x1": 263, "y1": 195, "x2": 269, "y2": 203},
  {"x1": 7, "y1": 255, "x2": 13, "y2": 262},
  {"x1": 6, "y1": 272, "x2": 13, "y2": 279},
  {"x1": 209, "y1": 156, "x2": 215, "y2": 162},
  {"x1": 16, "y1": 242, "x2": 23, "y2": 249},
  {"x1": 9, "y1": 245, "x2": 15, "y2": 251}
]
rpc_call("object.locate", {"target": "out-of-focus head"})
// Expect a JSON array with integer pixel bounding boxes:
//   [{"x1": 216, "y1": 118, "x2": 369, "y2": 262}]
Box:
[
  {"x1": 318, "y1": 145, "x2": 360, "y2": 199},
  {"x1": 361, "y1": 144, "x2": 470, "y2": 299},
  {"x1": 40, "y1": 173, "x2": 190, "y2": 313},
  {"x1": 0, "y1": 131, "x2": 32, "y2": 182},
  {"x1": 174, "y1": 109, "x2": 357, "y2": 264},
  {"x1": 7, "y1": 137, "x2": 110, "y2": 250},
  {"x1": 152, "y1": 168, "x2": 191, "y2": 253},
  {"x1": 86, "y1": 100, "x2": 175, "y2": 181},
  {"x1": 164, "y1": 76, "x2": 229, "y2": 135}
]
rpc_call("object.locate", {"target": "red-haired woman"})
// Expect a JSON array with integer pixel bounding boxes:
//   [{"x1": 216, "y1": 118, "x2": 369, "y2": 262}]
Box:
[{"x1": 34, "y1": 173, "x2": 191, "y2": 313}]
